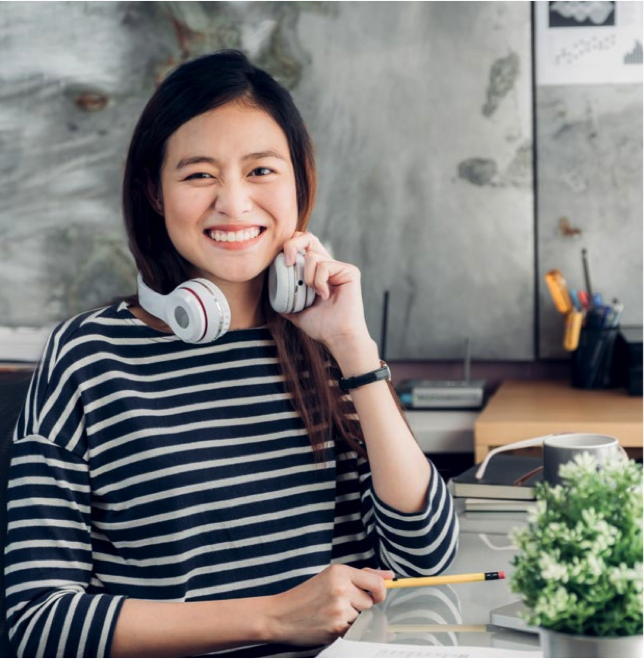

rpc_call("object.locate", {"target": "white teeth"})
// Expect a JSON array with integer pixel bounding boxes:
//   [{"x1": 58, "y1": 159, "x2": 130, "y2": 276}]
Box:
[{"x1": 208, "y1": 227, "x2": 261, "y2": 243}]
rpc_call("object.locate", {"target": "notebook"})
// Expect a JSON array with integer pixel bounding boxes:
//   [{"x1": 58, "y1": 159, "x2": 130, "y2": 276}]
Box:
[{"x1": 450, "y1": 455, "x2": 543, "y2": 500}]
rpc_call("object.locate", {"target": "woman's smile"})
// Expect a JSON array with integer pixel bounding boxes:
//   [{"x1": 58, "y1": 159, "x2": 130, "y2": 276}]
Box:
[{"x1": 203, "y1": 224, "x2": 267, "y2": 250}]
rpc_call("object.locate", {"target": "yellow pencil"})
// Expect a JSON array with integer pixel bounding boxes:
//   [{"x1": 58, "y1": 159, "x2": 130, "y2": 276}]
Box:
[
  {"x1": 384, "y1": 571, "x2": 505, "y2": 589},
  {"x1": 387, "y1": 624, "x2": 490, "y2": 633}
]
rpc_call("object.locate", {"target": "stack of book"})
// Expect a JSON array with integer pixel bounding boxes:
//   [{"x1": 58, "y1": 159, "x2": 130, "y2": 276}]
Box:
[{"x1": 450, "y1": 455, "x2": 542, "y2": 515}]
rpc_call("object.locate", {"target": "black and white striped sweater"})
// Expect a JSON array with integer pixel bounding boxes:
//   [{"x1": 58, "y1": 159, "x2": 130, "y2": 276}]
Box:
[{"x1": 5, "y1": 303, "x2": 458, "y2": 657}]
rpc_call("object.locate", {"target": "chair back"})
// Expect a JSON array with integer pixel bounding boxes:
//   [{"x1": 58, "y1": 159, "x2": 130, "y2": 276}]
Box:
[{"x1": 0, "y1": 375, "x2": 32, "y2": 658}]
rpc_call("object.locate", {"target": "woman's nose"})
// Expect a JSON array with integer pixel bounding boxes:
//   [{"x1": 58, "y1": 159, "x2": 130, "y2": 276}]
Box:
[{"x1": 211, "y1": 180, "x2": 252, "y2": 217}]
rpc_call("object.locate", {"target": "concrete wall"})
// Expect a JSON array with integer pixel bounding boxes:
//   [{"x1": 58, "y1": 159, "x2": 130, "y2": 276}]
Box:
[{"x1": 0, "y1": 2, "x2": 640, "y2": 362}]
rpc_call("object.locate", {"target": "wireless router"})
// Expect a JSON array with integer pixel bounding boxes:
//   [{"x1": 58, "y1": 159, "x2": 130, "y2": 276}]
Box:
[
  {"x1": 396, "y1": 339, "x2": 487, "y2": 410},
  {"x1": 377, "y1": 292, "x2": 486, "y2": 411}
]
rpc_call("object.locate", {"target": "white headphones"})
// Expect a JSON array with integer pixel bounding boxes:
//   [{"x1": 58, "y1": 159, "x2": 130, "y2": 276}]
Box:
[
  {"x1": 137, "y1": 275, "x2": 232, "y2": 343},
  {"x1": 137, "y1": 252, "x2": 315, "y2": 344},
  {"x1": 268, "y1": 252, "x2": 316, "y2": 314}
]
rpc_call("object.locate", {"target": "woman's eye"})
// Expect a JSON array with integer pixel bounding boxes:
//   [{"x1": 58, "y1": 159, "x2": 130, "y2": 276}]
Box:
[
  {"x1": 250, "y1": 167, "x2": 273, "y2": 177},
  {"x1": 185, "y1": 172, "x2": 212, "y2": 180}
]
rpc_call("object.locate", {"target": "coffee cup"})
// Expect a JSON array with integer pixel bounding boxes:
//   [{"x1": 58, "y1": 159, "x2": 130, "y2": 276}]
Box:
[
  {"x1": 542, "y1": 433, "x2": 621, "y2": 485},
  {"x1": 475, "y1": 433, "x2": 624, "y2": 486}
]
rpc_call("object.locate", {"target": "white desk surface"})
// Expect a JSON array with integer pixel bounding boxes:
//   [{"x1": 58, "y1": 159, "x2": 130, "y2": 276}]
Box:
[{"x1": 344, "y1": 502, "x2": 540, "y2": 653}]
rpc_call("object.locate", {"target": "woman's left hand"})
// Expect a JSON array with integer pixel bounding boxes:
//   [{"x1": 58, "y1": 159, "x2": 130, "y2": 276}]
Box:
[{"x1": 280, "y1": 232, "x2": 372, "y2": 351}]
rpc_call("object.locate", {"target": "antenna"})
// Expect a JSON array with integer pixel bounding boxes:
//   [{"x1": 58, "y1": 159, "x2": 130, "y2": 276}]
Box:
[
  {"x1": 380, "y1": 290, "x2": 389, "y2": 361},
  {"x1": 464, "y1": 337, "x2": 471, "y2": 382}
]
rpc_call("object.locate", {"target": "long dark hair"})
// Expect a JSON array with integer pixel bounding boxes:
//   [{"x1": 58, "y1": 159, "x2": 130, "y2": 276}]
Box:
[{"x1": 122, "y1": 50, "x2": 363, "y2": 458}]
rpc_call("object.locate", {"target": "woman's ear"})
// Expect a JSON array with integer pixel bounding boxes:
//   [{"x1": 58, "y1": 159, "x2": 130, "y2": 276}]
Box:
[{"x1": 146, "y1": 178, "x2": 164, "y2": 215}]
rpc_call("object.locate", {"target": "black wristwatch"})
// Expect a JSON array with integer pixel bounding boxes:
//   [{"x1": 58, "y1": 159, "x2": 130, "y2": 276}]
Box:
[{"x1": 338, "y1": 360, "x2": 391, "y2": 392}]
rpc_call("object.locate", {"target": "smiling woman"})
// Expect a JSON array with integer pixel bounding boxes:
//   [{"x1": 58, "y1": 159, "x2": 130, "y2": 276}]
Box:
[
  {"x1": 4, "y1": 50, "x2": 458, "y2": 659},
  {"x1": 158, "y1": 103, "x2": 299, "y2": 291}
]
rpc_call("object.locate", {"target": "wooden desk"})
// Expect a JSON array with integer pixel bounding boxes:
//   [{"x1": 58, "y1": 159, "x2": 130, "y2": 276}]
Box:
[{"x1": 474, "y1": 380, "x2": 643, "y2": 462}]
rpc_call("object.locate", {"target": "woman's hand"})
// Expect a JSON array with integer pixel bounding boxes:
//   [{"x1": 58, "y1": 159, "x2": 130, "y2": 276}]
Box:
[
  {"x1": 279, "y1": 232, "x2": 372, "y2": 353},
  {"x1": 266, "y1": 564, "x2": 394, "y2": 646}
]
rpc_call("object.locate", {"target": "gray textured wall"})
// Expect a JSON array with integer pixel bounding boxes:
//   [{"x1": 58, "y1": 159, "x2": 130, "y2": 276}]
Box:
[
  {"x1": 0, "y1": 1, "x2": 534, "y2": 360},
  {"x1": 0, "y1": 2, "x2": 640, "y2": 362}
]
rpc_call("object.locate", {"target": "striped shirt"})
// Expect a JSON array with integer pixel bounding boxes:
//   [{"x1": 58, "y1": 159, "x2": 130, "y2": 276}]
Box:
[{"x1": 4, "y1": 303, "x2": 458, "y2": 658}]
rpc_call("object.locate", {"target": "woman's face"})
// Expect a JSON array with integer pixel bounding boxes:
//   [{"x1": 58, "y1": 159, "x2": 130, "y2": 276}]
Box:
[{"x1": 158, "y1": 101, "x2": 299, "y2": 290}]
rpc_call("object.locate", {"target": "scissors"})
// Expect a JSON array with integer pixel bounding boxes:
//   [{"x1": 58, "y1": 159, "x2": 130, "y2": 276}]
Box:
[{"x1": 545, "y1": 270, "x2": 582, "y2": 351}]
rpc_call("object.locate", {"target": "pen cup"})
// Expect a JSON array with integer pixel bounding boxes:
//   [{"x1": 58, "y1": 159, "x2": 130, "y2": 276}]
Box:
[{"x1": 571, "y1": 326, "x2": 619, "y2": 390}]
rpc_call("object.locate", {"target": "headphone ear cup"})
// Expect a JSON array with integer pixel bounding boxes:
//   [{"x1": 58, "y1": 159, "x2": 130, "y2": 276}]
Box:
[
  {"x1": 175, "y1": 279, "x2": 231, "y2": 343},
  {"x1": 268, "y1": 253, "x2": 295, "y2": 313},
  {"x1": 290, "y1": 254, "x2": 308, "y2": 313},
  {"x1": 268, "y1": 252, "x2": 317, "y2": 314},
  {"x1": 164, "y1": 287, "x2": 207, "y2": 343},
  {"x1": 138, "y1": 274, "x2": 230, "y2": 343}
]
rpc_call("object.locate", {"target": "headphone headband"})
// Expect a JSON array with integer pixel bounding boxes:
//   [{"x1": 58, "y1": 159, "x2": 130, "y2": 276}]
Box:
[{"x1": 137, "y1": 256, "x2": 315, "y2": 343}]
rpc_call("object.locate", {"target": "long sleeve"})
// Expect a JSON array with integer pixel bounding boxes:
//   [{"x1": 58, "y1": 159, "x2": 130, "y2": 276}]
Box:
[
  {"x1": 363, "y1": 457, "x2": 459, "y2": 576},
  {"x1": 333, "y1": 447, "x2": 458, "y2": 577},
  {"x1": 5, "y1": 316, "x2": 126, "y2": 657},
  {"x1": 4, "y1": 436, "x2": 126, "y2": 658}
]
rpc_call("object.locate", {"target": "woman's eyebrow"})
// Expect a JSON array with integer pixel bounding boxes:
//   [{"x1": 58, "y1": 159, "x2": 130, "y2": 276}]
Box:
[{"x1": 175, "y1": 150, "x2": 286, "y2": 170}]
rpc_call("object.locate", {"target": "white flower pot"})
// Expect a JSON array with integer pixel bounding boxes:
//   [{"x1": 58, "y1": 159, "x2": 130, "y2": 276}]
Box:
[{"x1": 540, "y1": 628, "x2": 643, "y2": 658}]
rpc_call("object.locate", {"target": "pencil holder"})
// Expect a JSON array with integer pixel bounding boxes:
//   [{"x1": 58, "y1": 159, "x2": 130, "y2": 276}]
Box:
[{"x1": 571, "y1": 327, "x2": 619, "y2": 389}]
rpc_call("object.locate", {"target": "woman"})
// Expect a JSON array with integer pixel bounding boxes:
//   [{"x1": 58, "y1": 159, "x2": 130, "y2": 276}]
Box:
[{"x1": 5, "y1": 50, "x2": 458, "y2": 657}]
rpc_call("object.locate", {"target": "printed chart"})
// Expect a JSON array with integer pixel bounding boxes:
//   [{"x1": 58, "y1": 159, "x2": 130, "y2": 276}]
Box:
[{"x1": 536, "y1": 1, "x2": 642, "y2": 84}]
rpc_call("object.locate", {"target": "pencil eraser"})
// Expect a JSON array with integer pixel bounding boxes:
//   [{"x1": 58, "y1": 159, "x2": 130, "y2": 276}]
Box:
[{"x1": 499, "y1": 571, "x2": 505, "y2": 579}]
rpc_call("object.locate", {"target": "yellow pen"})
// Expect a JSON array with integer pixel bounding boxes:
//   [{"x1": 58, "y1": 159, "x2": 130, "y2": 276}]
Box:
[{"x1": 384, "y1": 571, "x2": 505, "y2": 589}]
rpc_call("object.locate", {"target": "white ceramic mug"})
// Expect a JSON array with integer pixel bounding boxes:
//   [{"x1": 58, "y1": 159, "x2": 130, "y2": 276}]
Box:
[{"x1": 476, "y1": 433, "x2": 624, "y2": 486}]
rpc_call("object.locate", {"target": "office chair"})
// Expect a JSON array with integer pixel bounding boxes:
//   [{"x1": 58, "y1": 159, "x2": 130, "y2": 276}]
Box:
[{"x1": 0, "y1": 375, "x2": 32, "y2": 658}]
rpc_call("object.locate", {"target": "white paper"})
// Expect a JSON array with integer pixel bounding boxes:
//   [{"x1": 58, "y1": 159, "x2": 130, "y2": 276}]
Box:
[
  {"x1": 317, "y1": 637, "x2": 542, "y2": 658},
  {"x1": 535, "y1": 1, "x2": 643, "y2": 85}
]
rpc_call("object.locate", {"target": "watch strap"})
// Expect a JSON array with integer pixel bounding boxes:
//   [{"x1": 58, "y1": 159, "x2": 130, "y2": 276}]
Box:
[{"x1": 339, "y1": 360, "x2": 391, "y2": 392}]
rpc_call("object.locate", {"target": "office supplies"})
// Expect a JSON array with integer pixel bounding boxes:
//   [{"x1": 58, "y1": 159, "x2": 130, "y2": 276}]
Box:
[
  {"x1": 387, "y1": 624, "x2": 491, "y2": 633},
  {"x1": 577, "y1": 289, "x2": 590, "y2": 310},
  {"x1": 569, "y1": 288, "x2": 582, "y2": 311},
  {"x1": 544, "y1": 269, "x2": 573, "y2": 314},
  {"x1": 396, "y1": 339, "x2": 486, "y2": 410},
  {"x1": 581, "y1": 248, "x2": 594, "y2": 306},
  {"x1": 451, "y1": 455, "x2": 542, "y2": 500},
  {"x1": 571, "y1": 326, "x2": 620, "y2": 389},
  {"x1": 385, "y1": 572, "x2": 505, "y2": 590},
  {"x1": 385, "y1": 572, "x2": 505, "y2": 589},
  {"x1": 563, "y1": 310, "x2": 583, "y2": 351},
  {"x1": 475, "y1": 433, "x2": 621, "y2": 487},
  {"x1": 317, "y1": 638, "x2": 542, "y2": 658},
  {"x1": 607, "y1": 300, "x2": 624, "y2": 328},
  {"x1": 463, "y1": 497, "x2": 537, "y2": 513}
]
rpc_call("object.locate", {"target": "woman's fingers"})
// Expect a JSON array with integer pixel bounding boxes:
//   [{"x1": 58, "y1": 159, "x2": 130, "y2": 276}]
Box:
[
  {"x1": 269, "y1": 564, "x2": 391, "y2": 646},
  {"x1": 301, "y1": 251, "x2": 359, "y2": 301},
  {"x1": 353, "y1": 568, "x2": 392, "y2": 605},
  {"x1": 283, "y1": 231, "x2": 331, "y2": 265}
]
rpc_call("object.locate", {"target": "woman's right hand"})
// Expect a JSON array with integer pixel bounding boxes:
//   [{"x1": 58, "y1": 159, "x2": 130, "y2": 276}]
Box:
[{"x1": 265, "y1": 564, "x2": 394, "y2": 646}]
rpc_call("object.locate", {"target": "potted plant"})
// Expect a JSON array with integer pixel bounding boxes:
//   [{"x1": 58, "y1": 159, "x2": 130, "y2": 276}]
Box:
[{"x1": 511, "y1": 452, "x2": 643, "y2": 658}]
